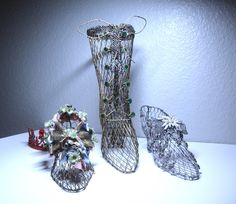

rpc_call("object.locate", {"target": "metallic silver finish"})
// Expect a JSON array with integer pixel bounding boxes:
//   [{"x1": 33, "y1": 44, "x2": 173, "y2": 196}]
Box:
[{"x1": 140, "y1": 105, "x2": 201, "y2": 180}]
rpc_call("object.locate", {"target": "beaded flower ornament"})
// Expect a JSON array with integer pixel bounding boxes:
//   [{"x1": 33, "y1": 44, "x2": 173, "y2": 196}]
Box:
[
  {"x1": 42, "y1": 104, "x2": 96, "y2": 192},
  {"x1": 27, "y1": 104, "x2": 96, "y2": 192}
]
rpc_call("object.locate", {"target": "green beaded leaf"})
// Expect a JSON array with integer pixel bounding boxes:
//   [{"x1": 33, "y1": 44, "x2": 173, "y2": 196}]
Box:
[
  {"x1": 129, "y1": 112, "x2": 135, "y2": 118},
  {"x1": 123, "y1": 81, "x2": 130, "y2": 87},
  {"x1": 100, "y1": 113, "x2": 106, "y2": 118},
  {"x1": 104, "y1": 65, "x2": 110, "y2": 70},
  {"x1": 103, "y1": 47, "x2": 109, "y2": 52},
  {"x1": 124, "y1": 65, "x2": 129, "y2": 70},
  {"x1": 102, "y1": 97, "x2": 108, "y2": 103},
  {"x1": 104, "y1": 81, "x2": 110, "y2": 87},
  {"x1": 121, "y1": 31, "x2": 127, "y2": 38},
  {"x1": 127, "y1": 98, "x2": 132, "y2": 104},
  {"x1": 122, "y1": 47, "x2": 128, "y2": 53}
]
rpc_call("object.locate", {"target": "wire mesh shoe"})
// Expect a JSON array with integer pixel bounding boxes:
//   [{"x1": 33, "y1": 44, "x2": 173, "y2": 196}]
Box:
[
  {"x1": 44, "y1": 104, "x2": 96, "y2": 192},
  {"x1": 51, "y1": 140, "x2": 94, "y2": 192},
  {"x1": 140, "y1": 105, "x2": 201, "y2": 180},
  {"x1": 81, "y1": 17, "x2": 146, "y2": 173}
]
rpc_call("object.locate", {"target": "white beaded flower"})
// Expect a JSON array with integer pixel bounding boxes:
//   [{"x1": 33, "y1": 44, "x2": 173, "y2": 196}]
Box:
[
  {"x1": 159, "y1": 115, "x2": 181, "y2": 130},
  {"x1": 67, "y1": 152, "x2": 81, "y2": 164},
  {"x1": 78, "y1": 111, "x2": 87, "y2": 122}
]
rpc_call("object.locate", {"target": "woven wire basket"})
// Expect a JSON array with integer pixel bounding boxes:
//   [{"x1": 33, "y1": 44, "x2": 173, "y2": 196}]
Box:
[
  {"x1": 140, "y1": 105, "x2": 201, "y2": 180},
  {"x1": 84, "y1": 19, "x2": 146, "y2": 173}
]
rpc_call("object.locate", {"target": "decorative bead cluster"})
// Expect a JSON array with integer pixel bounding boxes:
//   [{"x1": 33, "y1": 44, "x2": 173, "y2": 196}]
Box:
[
  {"x1": 43, "y1": 104, "x2": 96, "y2": 170},
  {"x1": 93, "y1": 25, "x2": 136, "y2": 121}
]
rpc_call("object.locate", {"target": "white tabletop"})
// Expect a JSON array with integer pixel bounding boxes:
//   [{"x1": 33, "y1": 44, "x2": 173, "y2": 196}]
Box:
[{"x1": 0, "y1": 132, "x2": 236, "y2": 204}]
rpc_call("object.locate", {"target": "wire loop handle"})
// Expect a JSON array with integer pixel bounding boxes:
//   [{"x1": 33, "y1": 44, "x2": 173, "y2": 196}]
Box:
[
  {"x1": 125, "y1": 15, "x2": 147, "y2": 34},
  {"x1": 77, "y1": 18, "x2": 111, "y2": 36},
  {"x1": 77, "y1": 16, "x2": 147, "y2": 36}
]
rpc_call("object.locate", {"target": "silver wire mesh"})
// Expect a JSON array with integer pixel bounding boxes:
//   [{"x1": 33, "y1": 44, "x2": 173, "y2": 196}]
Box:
[
  {"x1": 51, "y1": 144, "x2": 94, "y2": 192},
  {"x1": 43, "y1": 105, "x2": 95, "y2": 192},
  {"x1": 87, "y1": 24, "x2": 139, "y2": 173},
  {"x1": 140, "y1": 105, "x2": 201, "y2": 180}
]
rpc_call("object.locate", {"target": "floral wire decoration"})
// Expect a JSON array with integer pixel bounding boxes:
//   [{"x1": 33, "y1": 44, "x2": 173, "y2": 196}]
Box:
[
  {"x1": 79, "y1": 16, "x2": 146, "y2": 173},
  {"x1": 140, "y1": 105, "x2": 201, "y2": 180},
  {"x1": 43, "y1": 104, "x2": 97, "y2": 192}
]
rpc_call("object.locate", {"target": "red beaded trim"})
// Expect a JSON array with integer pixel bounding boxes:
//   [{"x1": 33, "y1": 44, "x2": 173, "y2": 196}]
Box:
[{"x1": 28, "y1": 128, "x2": 47, "y2": 151}]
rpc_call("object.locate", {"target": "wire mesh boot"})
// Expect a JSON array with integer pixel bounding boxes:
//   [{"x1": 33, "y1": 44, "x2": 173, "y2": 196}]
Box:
[
  {"x1": 102, "y1": 119, "x2": 138, "y2": 172},
  {"x1": 140, "y1": 105, "x2": 201, "y2": 180},
  {"x1": 51, "y1": 142, "x2": 94, "y2": 192},
  {"x1": 87, "y1": 23, "x2": 139, "y2": 173}
]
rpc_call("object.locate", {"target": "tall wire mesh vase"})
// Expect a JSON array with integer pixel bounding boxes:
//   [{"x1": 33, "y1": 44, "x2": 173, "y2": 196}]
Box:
[
  {"x1": 81, "y1": 17, "x2": 146, "y2": 173},
  {"x1": 140, "y1": 105, "x2": 201, "y2": 180}
]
